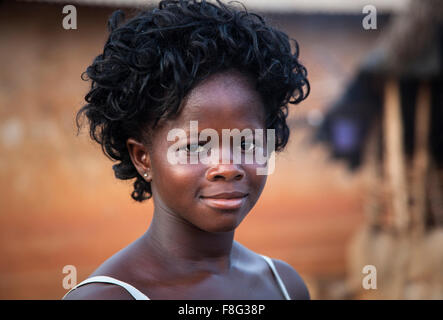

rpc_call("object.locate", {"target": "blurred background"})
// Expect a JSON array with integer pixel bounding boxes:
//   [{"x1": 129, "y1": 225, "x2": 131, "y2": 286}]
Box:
[{"x1": 0, "y1": 0, "x2": 442, "y2": 299}]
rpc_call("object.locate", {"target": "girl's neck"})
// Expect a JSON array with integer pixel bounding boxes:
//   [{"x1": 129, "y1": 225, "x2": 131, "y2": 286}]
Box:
[{"x1": 141, "y1": 208, "x2": 237, "y2": 275}]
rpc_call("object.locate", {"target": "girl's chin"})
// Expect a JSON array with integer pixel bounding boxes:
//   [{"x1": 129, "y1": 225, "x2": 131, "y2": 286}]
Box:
[{"x1": 199, "y1": 217, "x2": 242, "y2": 233}]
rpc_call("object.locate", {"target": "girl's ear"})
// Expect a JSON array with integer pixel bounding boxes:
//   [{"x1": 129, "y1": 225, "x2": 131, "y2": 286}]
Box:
[{"x1": 126, "y1": 138, "x2": 152, "y2": 182}]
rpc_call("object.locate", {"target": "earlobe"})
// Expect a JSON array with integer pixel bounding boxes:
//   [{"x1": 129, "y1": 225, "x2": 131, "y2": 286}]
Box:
[
  {"x1": 126, "y1": 138, "x2": 152, "y2": 181},
  {"x1": 142, "y1": 171, "x2": 152, "y2": 182}
]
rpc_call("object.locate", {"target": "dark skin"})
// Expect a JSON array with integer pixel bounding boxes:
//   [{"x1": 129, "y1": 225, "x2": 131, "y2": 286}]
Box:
[{"x1": 65, "y1": 69, "x2": 310, "y2": 300}]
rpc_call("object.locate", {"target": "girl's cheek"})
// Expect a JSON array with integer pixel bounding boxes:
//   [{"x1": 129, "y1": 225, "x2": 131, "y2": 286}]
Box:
[{"x1": 163, "y1": 162, "x2": 205, "y2": 180}]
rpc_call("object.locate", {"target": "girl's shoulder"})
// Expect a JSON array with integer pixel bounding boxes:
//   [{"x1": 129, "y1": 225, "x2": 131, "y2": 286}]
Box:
[
  {"x1": 235, "y1": 242, "x2": 310, "y2": 300},
  {"x1": 266, "y1": 257, "x2": 310, "y2": 300},
  {"x1": 63, "y1": 242, "x2": 143, "y2": 300},
  {"x1": 63, "y1": 281, "x2": 135, "y2": 300}
]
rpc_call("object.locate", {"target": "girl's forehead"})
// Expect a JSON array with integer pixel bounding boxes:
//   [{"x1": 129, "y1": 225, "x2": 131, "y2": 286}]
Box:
[
  {"x1": 175, "y1": 96, "x2": 265, "y2": 131},
  {"x1": 178, "y1": 71, "x2": 265, "y2": 121},
  {"x1": 150, "y1": 70, "x2": 266, "y2": 138},
  {"x1": 189, "y1": 69, "x2": 257, "y2": 96}
]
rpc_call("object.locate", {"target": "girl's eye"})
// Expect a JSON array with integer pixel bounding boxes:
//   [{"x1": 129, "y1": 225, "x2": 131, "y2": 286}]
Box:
[
  {"x1": 185, "y1": 143, "x2": 206, "y2": 153},
  {"x1": 241, "y1": 140, "x2": 255, "y2": 152}
]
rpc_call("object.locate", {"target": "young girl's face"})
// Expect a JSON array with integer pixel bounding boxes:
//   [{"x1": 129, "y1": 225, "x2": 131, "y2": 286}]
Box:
[{"x1": 144, "y1": 69, "x2": 268, "y2": 233}]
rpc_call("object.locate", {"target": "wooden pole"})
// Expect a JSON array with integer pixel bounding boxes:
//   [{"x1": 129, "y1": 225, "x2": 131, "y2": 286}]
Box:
[
  {"x1": 362, "y1": 119, "x2": 383, "y2": 228},
  {"x1": 383, "y1": 78, "x2": 409, "y2": 234},
  {"x1": 411, "y1": 81, "x2": 431, "y2": 238},
  {"x1": 383, "y1": 78, "x2": 410, "y2": 299}
]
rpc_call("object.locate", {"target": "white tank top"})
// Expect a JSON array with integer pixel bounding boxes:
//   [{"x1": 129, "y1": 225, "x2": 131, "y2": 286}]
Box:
[{"x1": 62, "y1": 254, "x2": 291, "y2": 300}]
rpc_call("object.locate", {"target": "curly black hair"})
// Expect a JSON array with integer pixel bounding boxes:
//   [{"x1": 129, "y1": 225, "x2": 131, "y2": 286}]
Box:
[{"x1": 76, "y1": 0, "x2": 309, "y2": 202}]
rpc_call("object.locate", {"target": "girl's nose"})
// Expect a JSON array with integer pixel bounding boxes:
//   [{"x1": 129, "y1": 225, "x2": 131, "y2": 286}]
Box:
[{"x1": 205, "y1": 164, "x2": 245, "y2": 182}]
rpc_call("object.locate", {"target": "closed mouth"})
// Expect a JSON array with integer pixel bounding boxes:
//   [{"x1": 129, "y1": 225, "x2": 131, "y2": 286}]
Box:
[
  {"x1": 199, "y1": 192, "x2": 248, "y2": 210},
  {"x1": 200, "y1": 191, "x2": 248, "y2": 199}
]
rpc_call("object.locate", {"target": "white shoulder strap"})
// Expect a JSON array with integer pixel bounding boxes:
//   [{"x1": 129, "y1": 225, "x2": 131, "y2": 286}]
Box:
[
  {"x1": 62, "y1": 275, "x2": 150, "y2": 300},
  {"x1": 261, "y1": 255, "x2": 291, "y2": 300}
]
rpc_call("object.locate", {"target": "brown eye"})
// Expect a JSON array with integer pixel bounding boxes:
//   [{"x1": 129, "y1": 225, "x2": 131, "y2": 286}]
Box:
[
  {"x1": 186, "y1": 143, "x2": 206, "y2": 153},
  {"x1": 241, "y1": 140, "x2": 255, "y2": 152}
]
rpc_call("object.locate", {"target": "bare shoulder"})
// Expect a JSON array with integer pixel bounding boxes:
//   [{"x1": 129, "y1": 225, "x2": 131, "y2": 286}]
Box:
[
  {"x1": 63, "y1": 282, "x2": 134, "y2": 300},
  {"x1": 233, "y1": 242, "x2": 310, "y2": 300},
  {"x1": 270, "y1": 258, "x2": 310, "y2": 300}
]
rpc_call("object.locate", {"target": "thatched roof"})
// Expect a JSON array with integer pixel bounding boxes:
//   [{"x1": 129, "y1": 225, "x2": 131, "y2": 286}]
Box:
[
  {"x1": 360, "y1": 0, "x2": 443, "y2": 77},
  {"x1": 313, "y1": 0, "x2": 443, "y2": 170}
]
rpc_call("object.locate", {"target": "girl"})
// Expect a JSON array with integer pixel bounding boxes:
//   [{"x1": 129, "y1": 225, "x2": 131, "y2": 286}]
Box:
[{"x1": 64, "y1": 0, "x2": 310, "y2": 300}]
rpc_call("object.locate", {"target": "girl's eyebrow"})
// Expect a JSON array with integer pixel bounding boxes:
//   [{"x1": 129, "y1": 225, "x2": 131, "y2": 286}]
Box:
[{"x1": 180, "y1": 127, "x2": 261, "y2": 137}]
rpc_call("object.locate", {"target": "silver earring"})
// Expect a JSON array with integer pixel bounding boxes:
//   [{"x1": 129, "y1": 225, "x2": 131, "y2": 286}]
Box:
[{"x1": 143, "y1": 172, "x2": 148, "y2": 178}]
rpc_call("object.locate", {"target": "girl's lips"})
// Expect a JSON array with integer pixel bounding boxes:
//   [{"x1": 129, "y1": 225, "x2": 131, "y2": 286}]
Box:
[{"x1": 200, "y1": 195, "x2": 247, "y2": 210}]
